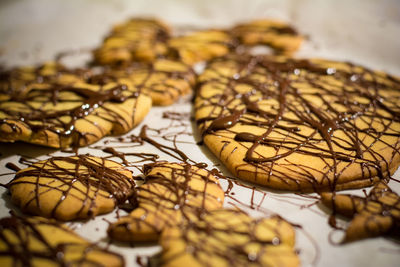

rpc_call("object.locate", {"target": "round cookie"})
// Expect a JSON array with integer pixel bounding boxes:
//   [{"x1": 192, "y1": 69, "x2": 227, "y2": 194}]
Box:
[
  {"x1": 0, "y1": 214, "x2": 124, "y2": 267},
  {"x1": 168, "y1": 30, "x2": 234, "y2": 65},
  {"x1": 160, "y1": 209, "x2": 299, "y2": 267},
  {"x1": 195, "y1": 55, "x2": 400, "y2": 192},
  {"x1": 108, "y1": 162, "x2": 224, "y2": 242},
  {"x1": 89, "y1": 59, "x2": 195, "y2": 106},
  {"x1": 7, "y1": 156, "x2": 135, "y2": 221},
  {"x1": 167, "y1": 19, "x2": 302, "y2": 65},
  {"x1": 231, "y1": 19, "x2": 303, "y2": 55},
  {"x1": 0, "y1": 62, "x2": 152, "y2": 148},
  {"x1": 93, "y1": 18, "x2": 170, "y2": 65}
]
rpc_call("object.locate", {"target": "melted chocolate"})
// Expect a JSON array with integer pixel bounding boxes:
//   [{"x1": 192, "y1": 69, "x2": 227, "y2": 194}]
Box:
[
  {"x1": 5, "y1": 162, "x2": 21, "y2": 172},
  {"x1": 112, "y1": 124, "x2": 196, "y2": 164},
  {"x1": 204, "y1": 109, "x2": 245, "y2": 135}
]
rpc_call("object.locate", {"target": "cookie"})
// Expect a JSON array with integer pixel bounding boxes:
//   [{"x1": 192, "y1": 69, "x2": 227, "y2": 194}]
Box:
[
  {"x1": 231, "y1": 19, "x2": 303, "y2": 55},
  {"x1": 168, "y1": 30, "x2": 233, "y2": 65},
  {"x1": 160, "y1": 209, "x2": 299, "y2": 267},
  {"x1": 93, "y1": 18, "x2": 170, "y2": 65},
  {"x1": 321, "y1": 182, "x2": 400, "y2": 242},
  {"x1": 7, "y1": 155, "x2": 135, "y2": 221},
  {"x1": 0, "y1": 214, "x2": 124, "y2": 266},
  {"x1": 108, "y1": 162, "x2": 224, "y2": 242},
  {"x1": 0, "y1": 62, "x2": 152, "y2": 148},
  {"x1": 89, "y1": 59, "x2": 195, "y2": 106},
  {"x1": 195, "y1": 55, "x2": 400, "y2": 192}
]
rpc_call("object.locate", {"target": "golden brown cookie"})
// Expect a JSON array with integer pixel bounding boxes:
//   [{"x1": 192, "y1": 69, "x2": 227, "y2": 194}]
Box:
[
  {"x1": 195, "y1": 55, "x2": 400, "y2": 192},
  {"x1": 89, "y1": 59, "x2": 195, "y2": 106},
  {"x1": 160, "y1": 209, "x2": 299, "y2": 267},
  {"x1": 0, "y1": 214, "x2": 124, "y2": 267},
  {"x1": 93, "y1": 18, "x2": 170, "y2": 65},
  {"x1": 7, "y1": 156, "x2": 135, "y2": 221},
  {"x1": 321, "y1": 182, "x2": 400, "y2": 242},
  {"x1": 231, "y1": 19, "x2": 303, "y2": 55},
  {"x1": 168, "y1": 30, "x2": 233, "y2": 65},
  {"x1": 108, "y1": 162, "x2": 224, "y2": 242},
  {"x1": 0, "y1": 62, "x2": 152, "y2": 148}
]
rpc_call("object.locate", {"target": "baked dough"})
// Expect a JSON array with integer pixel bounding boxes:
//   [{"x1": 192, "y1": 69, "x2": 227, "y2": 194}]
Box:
[
  {"x1": 195, "y1": 55, "x2": 400, "y2": 191},
  {"x1": 8, "y1": 156, "x2": 135, "y2": 221}
]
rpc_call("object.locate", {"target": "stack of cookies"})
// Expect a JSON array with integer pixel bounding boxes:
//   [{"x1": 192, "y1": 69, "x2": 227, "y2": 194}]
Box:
[{"x1": 1, "y1": 16, "x2": 399, "y2": 267}]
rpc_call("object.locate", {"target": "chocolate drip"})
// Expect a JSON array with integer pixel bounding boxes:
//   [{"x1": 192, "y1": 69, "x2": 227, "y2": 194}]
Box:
[
  {"x1": 108, "y1": 162, "x2": 224, "y2": 241},
  {"x1": 115, "y1": 125, "x2": 193, "y2": 163},
  {"x1": 102, "y1": 146, "x2": 159, "y2": 166},
  {"x1": 204, "y1": 109, "x2": 245, "y2": 134},
  {"x1": 5, "y1": 162, "x2": 21, "y2": 172},
  {"x1": 270, "y1": 25, "x2": 298, "y2": 35},
  {"x1": 97, "y1": 111, "x2": 198, "y2": 168}
]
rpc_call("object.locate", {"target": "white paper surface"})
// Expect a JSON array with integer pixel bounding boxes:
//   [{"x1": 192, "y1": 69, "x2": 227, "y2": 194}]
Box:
[{"x1": 1, "y1": 1, "x2": 399, "y2": 266}]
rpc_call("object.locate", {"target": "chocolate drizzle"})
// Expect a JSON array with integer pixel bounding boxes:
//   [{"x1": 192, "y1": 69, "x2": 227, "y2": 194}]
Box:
[
  {"x1": 108, "y1": 124, "x2": 197, "y2": 164},
  {"x1": 196, "y1": 55, "x2": 400, "y2": 191},
  {"x1": 7, "y1": 155, "x2": 135, "y2": 220},
  {"x1": 204, "y1": 109, "x2": 245, "y2": 135}
]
